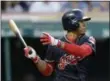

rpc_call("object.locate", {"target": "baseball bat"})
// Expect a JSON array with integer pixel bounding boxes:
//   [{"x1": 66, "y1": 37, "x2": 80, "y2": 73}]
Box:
[{"x1": 8, "y1": 19, "x2": 28, "y2": 47}]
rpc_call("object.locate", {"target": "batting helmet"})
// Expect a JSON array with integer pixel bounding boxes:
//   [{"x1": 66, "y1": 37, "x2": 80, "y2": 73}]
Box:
[{"x1": 62, "y1": 9, "x2": 91, "y2": 31}]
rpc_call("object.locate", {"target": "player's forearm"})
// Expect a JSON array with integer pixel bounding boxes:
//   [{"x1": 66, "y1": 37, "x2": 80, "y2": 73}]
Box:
[
  {"x1": 35, "y1": 59, "x2": 53, "y2": 76},
  {"x1": 36, "y1": 59, "x2": 47, "y2": 73},
  {"x1": 40, "y1": 32, "x2": 92, "y2": 57},
  {"x1": 24, "y1": 46, "x2": 53, "y2": 76},
  {"x1": 59, "y1": 42, "x2": 92, "y2": 57}
]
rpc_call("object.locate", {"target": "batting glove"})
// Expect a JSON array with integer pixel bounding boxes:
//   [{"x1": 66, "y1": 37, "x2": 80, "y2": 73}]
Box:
[
  {"x1": 40, "y1": 32, "x2": 61, "y2": 47},
  {"x1": 24, "y1": 46, "x2": 40, "y2": 63}
]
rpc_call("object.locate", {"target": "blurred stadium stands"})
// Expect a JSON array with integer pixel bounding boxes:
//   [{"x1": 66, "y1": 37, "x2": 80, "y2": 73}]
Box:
[
  {"x1": 1, "y1": 1, "x2": 109, "y2": 81},
  {"x1": 1, "y1": 1, "x2": 109, "y2": 13}
]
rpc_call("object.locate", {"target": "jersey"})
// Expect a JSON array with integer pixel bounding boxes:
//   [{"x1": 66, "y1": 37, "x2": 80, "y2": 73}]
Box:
[{"x1": 44, "y1": 34, "x2": 96, "y2": 81}]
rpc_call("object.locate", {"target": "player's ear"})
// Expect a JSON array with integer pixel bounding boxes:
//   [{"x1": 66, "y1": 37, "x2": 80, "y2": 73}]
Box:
[{"x1": 78, "y1": 21, "x2": 82, "y2": 26}]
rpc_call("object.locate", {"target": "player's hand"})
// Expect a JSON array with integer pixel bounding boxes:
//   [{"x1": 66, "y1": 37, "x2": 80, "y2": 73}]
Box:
[
  {"x1": 24, "y1": 46, "x2": 40, "y2": 63},
  {"x1": 40, "y1": 32, "x2": 61, "y2": 46}
]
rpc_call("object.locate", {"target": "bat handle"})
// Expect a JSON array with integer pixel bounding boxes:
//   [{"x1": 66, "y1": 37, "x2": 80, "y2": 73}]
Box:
[
  {"x1": 23, "y1": 41, "x2": 28, "y2": 47},
  {"x1": 18, "y1": 33, "x2": 27, "y2": 47},
  {"x1": 18, "y1": 34, "x2": 33, "y2": 55}
]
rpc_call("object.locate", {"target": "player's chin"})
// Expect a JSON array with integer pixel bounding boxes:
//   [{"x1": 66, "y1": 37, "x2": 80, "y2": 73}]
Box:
[{"x1": 80, "y1": 30, "x2": 86, "y2": 34}]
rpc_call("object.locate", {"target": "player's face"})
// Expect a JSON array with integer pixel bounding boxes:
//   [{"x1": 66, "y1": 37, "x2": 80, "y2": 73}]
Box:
[{"x1": 78, "y1": 21, "x2": 86, "y2": 35}]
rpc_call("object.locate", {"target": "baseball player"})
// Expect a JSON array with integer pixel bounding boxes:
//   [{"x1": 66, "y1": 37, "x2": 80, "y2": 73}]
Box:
[{"x1": 24, "y1": 9, "x2": 96, "y2": 81}]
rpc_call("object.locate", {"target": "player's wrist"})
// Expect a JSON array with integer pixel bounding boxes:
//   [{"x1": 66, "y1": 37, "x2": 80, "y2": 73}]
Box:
[
  {"x1": 56, "y1": 40, "x2": 65, "y2": 48},
  {"x1": 56, "y1": 39, "x2": 61, "y2": 47},
  {"x1": 52, "y1": 38, "x2": 61, "y2": 47},
  {"x1": 32, "y1": 56, "x2": 40, "y2": 63}
]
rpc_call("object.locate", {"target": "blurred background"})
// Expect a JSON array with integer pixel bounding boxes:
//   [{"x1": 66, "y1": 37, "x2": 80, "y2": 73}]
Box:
[{"x1": 1, "y1": 1, "x2": 109, "y2": 81}]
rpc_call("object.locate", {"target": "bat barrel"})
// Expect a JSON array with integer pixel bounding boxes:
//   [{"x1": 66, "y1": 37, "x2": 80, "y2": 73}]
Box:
[{"x1": 9, "y1": 19, "x2": 28, "y2": 48}]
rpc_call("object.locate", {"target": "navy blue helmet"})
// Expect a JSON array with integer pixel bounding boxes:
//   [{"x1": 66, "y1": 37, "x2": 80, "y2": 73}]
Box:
[{"x1": 62, "y1": 9, "x2": 91, "y2": 31}]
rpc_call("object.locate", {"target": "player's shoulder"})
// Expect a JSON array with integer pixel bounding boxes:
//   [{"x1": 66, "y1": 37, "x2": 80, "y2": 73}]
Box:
[
  {"x1": 82, "y1": 34, "x2": 95, "y2": 40},
  {"x1": 83, "y1": 34, "x2": 94, "y2": 38},
  {"x1": 83, "y1": 35, "x2": 96, "y2": 45}
]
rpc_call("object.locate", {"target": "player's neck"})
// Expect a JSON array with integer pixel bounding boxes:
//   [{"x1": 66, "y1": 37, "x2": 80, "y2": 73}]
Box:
[{"x1": 66, "y1": 32, "x2": 78, "y2": 43}]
